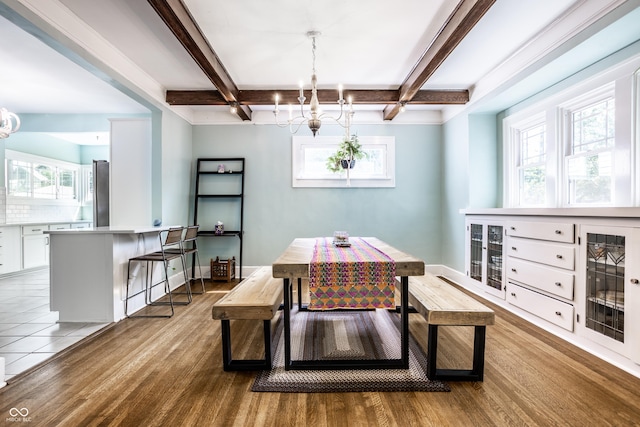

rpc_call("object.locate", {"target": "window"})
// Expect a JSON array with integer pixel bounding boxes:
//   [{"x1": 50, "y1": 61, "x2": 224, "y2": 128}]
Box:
[
  {"x1": 504, "y1": 56, "x2": 638, "y2": 208},
  {"x1": 515, "y1": 121, "x2": 547, "y2": 206},
  {"x1": 5, "y1": 150, "x2": 79, "y2": 202},
  {"x1": 565, "y1": 97, "x2": 615, "y2": 205},
  {"x1": 292, "y1": 136, "x2": 395, "y2": 188}
]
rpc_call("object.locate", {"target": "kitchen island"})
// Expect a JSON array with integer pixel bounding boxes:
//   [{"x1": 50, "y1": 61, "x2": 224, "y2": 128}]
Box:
[{"x1": 46, "y1": 226, "x2": 175, "y2": 322}]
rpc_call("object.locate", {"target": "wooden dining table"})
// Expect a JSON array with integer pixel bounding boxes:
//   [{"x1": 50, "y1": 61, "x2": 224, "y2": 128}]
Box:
[{"x1": 272, "y1": 237, "x2": 425, "y2": 370}]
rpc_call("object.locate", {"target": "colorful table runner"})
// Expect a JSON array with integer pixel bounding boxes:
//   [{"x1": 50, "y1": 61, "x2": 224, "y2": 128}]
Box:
[{"x1": 308, "y1": 237, "x2": 396, "y2": 310}]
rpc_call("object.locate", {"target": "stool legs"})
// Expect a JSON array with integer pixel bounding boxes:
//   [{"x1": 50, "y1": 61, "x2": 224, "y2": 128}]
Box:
[{"x1": 125, "y1": 259, "x2": 174, "y2": 318}]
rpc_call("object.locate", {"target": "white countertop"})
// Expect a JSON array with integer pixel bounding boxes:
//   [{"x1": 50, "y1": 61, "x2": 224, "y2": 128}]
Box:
[
  {"x1": 1, "y1": 221, "x2": 92, "y2": 227},
  {"x1": 45, "y1": 225, "x2": 175, "y2": 235},
  {"x1": 461, "y1": 207, "x2": 640, "y2": 218}
]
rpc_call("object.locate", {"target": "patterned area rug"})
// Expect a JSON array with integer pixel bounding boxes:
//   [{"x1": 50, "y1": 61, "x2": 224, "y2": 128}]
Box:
[{"x1": 252, "y1": 308, "x2": 450, "y2": 393}]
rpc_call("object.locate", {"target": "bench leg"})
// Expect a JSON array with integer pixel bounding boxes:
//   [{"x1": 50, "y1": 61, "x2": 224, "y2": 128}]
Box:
[
  {"x1": 427, "y1": 325, "x2": 486, "y2": 382},
  {"x1": 220, "y1": 319, "x2": 273, "y2": 371}
]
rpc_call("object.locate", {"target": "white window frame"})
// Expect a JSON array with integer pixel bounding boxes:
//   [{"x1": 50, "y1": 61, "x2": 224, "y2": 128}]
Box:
[
  {"x1": 503, "y1": 54, "x2": 640, "y2": 208},
  {"x1": 506, "y1": 112, "x2": 551, "y2": 207},
  {"x1": 5, "y1": 149, "x2": 81, "y2": 205},
  {"x1": 292, "y1": 136, "x2": 395, "y2": 188},
  {"x1": 559, "y1": 85, "x2": 617, "y2": 207}
]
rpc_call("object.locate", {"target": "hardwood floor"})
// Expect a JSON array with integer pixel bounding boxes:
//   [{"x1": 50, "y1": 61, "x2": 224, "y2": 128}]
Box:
[{"x1": 1, "y1": 278, "x2": 640, "y2": 426}]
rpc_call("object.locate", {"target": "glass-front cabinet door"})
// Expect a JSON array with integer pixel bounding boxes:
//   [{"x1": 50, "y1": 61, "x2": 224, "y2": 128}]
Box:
[
  {"x1": 581, "y1": 225, "x2": 640, "y2": 364},
  {"x1": 486, "y1": 225, "x2": 505, "y2": 299},
  {"x1": 469, "y1": 223, "x2": 483, "y2": 282},
  {"x1": 466, "y1": 220, "x2": 505, "y2": 299}
]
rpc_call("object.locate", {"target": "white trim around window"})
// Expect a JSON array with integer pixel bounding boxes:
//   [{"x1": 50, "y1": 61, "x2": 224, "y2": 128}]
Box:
[{"x1": 292, "y1": 136, "x2": 395, "y2": 188}]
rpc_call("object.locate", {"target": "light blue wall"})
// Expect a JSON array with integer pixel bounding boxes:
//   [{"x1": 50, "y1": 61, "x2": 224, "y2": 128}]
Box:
[
  {"x1": 468, "y1": 114, "x2": 499, "y2": 208},
  {"x1": 158, "y1": 109, "x2": 193, "y2": 227},
  {"x1": 5, "y1": 133, "x2": 82, "y2": 163},
  {"x1": 80, "y1": 145, "x2": 109, "y2": 164},
  {"x1": 191, "y1": 123, "x2": 442, "y2": 267},
  {"x1": 441, "y1": 114, "x2": 470, "y2": 272}
]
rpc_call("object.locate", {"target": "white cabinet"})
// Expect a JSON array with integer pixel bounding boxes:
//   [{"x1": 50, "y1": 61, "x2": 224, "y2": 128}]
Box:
[
  {"x1": 507, "y1": 282, "x2": 574, "y2": 331},
  {"x1": 466, "y1": 219, "x2": 505, "y2": 299},
  {"x1": 505, "y1": 220, "x2": 576, "y2": 330},
  {"x1": 22, "y1": 225, "x2": 50, "y2": 269},
  {"x1": 0, "y1": 226, "x2": 21, "y2": 274},
  {"x1": 579, "y1": 225, "x2": 640, "y2": 364}
]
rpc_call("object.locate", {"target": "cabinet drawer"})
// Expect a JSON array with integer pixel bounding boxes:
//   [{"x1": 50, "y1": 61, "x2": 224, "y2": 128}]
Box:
[
  {"x1": 507, "y1": 282, "x2": 574, "y2": 331},
  {"x1": 507, "y1": 257, "x2": 574, "y2": 300},
  {"x1": 506, "y1": 221, "x2": 574, "y2": 243},
  {"x1": 507, "y1": 237, "x2": 575, "y2": 270},
  {"x1": 49, "y1": 224, "x2": 71, "y2": 231},
  {"x1": 71, "y1": 223, "x2": 91, "y2": 229},
  {"x1": 22, "y1": 225, "x2": 48, "y2": 235}
]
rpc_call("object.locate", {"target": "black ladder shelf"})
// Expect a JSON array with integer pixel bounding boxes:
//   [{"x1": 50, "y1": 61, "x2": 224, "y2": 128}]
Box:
[{"x1": 193, "y1": 158, "x2": 245, "y2": 281}]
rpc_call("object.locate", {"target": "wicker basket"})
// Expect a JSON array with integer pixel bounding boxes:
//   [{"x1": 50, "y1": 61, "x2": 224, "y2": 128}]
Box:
[{"x1": 210, "y1": 256, "x2": 236, "y2": 281}]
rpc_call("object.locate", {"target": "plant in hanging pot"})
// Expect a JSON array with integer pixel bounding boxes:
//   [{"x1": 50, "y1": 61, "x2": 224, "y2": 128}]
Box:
[{"x1": 326, "y1": 134, "x2": 368, "y2": 173}]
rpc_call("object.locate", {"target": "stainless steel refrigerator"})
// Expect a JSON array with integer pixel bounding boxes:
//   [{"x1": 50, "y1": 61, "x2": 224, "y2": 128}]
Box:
[{"x1": 92, "y1": 160, "x2": 110, "y2": 227}]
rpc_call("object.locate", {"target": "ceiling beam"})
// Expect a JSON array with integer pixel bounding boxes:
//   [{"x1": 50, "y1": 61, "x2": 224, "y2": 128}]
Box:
[
  {"x1": 166, "y1": 89, "x2": 469, "y2": 106},
  {"x1": 383, "y1": 0, "x2": 496, "y2": 120},
  {"x1": 147, "y1": 0, "x2": 251, "y2": 120}
]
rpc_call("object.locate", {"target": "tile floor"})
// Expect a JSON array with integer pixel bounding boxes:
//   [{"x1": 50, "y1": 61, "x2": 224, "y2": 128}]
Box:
[{"x1": 0, "y1": 269, "x2": 108, "y2": 384}]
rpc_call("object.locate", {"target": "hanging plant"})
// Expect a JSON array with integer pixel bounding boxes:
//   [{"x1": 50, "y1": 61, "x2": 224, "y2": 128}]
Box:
[{"x1": 326, "y1": 134, "x2": 368, "y2": 173}]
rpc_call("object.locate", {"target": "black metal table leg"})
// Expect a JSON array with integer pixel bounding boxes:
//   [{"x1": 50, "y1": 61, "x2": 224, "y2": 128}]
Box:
[{"x1": 284, "y1": 276, "x2": 410, "y2": 370}]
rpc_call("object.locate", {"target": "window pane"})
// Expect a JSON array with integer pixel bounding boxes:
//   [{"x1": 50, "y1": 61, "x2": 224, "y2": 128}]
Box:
[
  {"x1": 520, "y1": 166, "x2": 546, "y2": 205},
  {"x1": 7, "y1": 159, "x2": 31, "y2": 197},
  {"x1": 567, "y1": 152, "x2": 612, "y2": 204},
  {"x1": 516, "y1": 122, "x2": 546, "y2": 206},
  {"x1": 58, "y1": 168, "x2": 77, "y2": 200},
  {"x1": 520, "y1": 124, "x2": 545, "y2": 166},
  {"x1": 33, "y1": 163, "x2": 56, "y2": 199},
  {"x1": 572, "y1": 98, "x2": 615, "y2": 154}
]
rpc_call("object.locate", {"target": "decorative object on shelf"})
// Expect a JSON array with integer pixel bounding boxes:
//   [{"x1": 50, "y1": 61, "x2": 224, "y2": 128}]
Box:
[
  {"x1": 0, "y1": 107, "x2": 20, "y2": 139},
  {"x1": 214, "y1": 221, "x2": 224, "y2": 235},
  {"x1": 273, "y1": 31, "x2": 354, "y2": 137},
  {"x1": 217, "y1": 164, "x2": 225, "y2": 173},
  {"x1": 210, "y1": 256, "x2": 236, "y2": 282}
]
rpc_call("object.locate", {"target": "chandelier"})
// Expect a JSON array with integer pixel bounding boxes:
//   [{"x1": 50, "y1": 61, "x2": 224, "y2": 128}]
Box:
[
  {"x1": 273, "y1": 31, "x2": 354, "y2": 137},
  {"x1": 0, "y1": 108, "x2": 21, "y2": 139}
]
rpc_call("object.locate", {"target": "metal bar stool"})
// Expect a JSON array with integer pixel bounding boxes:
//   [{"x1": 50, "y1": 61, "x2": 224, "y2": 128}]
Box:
[
  {"x1": 125, "y1": 227, "x2": 191, "y2": 318},
  {"x1": 161, "y1": 225, "x2": 206, "y2": 295},
  {"x1": 180, "y1": 225, "x2": 206, "y2": 294}
]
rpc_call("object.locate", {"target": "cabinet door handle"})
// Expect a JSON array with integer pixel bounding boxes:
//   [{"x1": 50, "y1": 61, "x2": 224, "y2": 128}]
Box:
[
  {"x1": 555, "y1": 230, "x2": 562, "y2": 234},
  {"x1": 555, "y1": 282, "x2": 562, "y2": 287},
  {"x1": 511, "y1": 247, "x2": 517, "y2": 251},
  {"x1": 556, "y1": 254, "x2": 563, "y2": 259},
  {"x1": 510, "y1": 292, "x2": 516, "y2": 297},
  {"x1": 510, "y1": 226, "x2": 516, "y2": 230},
  {"x1": 555, "y1": 311, "x2": 562, "y2": 316},
  {"x1": 631, "y1": 278, "x2": 639, "y2": 285},
  {"x1": 511, "y1": 268, "x2": 517, "y2": 273}
]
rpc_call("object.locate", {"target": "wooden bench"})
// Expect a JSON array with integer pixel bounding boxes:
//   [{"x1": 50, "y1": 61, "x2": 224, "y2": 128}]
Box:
[
  {"x1": 212, "y1": 266, "x2": 284, "y2": 371},
  {"x1": 408, "y1": 273, "x2": 495, "y2": 381}
]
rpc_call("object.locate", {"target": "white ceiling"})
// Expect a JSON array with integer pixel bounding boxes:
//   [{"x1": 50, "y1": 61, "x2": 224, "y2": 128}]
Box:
[{"x1": 1, "y1": 0, "x2": 638, "y2": 136}]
